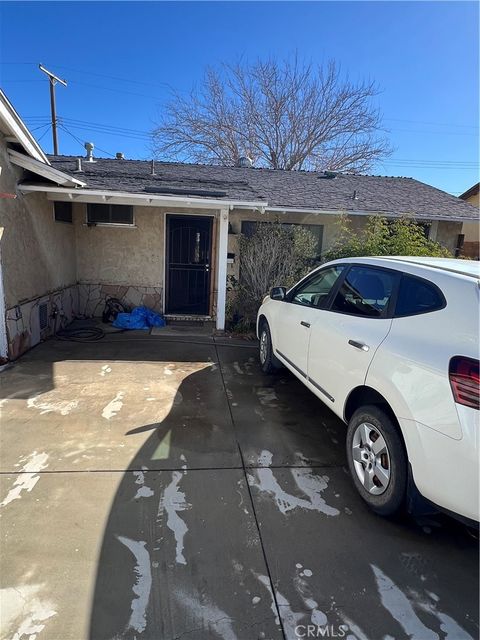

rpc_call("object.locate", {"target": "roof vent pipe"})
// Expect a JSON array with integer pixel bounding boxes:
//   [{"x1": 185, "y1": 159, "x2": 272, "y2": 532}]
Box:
[
  {"x1": 237, "y1": 156, "x2": 253, "y2": 168},
  {"x1": 73, "y1": 158, "x2": 83, "y2": 173},
  {"x1": 116, "y1": 152, "x2": 125, "y2": 160},
  {"x1": 85, "y1": 142, "x2": 95, "y2": 162},
  {"x1": 151, "y1": 159, "x2": 155, "y2": 175}
]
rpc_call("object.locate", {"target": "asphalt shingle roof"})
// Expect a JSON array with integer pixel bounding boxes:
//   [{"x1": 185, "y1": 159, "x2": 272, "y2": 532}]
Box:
[{"x1": 47, "y1": 155, "x2": 479, "y2": 221}]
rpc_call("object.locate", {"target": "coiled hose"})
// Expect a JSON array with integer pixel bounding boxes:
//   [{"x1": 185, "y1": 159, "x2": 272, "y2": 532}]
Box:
[{"x1": 55, "y1": 325, "x2": 106, "y2": 342}]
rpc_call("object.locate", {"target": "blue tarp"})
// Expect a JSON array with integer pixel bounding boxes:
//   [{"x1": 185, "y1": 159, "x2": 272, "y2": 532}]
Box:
[{"x1": 112, "y1": 306, "x2": 166, "y2": 330}]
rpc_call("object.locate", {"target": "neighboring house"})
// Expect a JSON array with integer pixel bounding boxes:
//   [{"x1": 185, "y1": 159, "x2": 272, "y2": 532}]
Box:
[
  {"x1": 0, "y1": 89, "x2": 478, "y2": 361},
  {"x1": 459, "y1": 182, "x2": 479, "y2": 259}
]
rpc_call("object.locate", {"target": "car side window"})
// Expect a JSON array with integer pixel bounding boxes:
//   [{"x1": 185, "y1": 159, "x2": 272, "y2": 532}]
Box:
[
  {"x1": 331, "y1": 266, "x2": 396, "y2": 318},
  {"x1": 291, "y1": 266, "x2": 345, "y2": 308},
  {"x1": 394, "y1": 274, "x2": 445, "y2": 317}
]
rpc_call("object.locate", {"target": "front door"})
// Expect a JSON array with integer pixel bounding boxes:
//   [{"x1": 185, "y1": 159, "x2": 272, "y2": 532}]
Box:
[{"x1": 166, "y1": 215, "x2": 212, "y2": 315}]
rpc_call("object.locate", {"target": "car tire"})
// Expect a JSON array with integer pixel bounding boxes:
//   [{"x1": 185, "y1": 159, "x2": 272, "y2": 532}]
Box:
[
  {"x1": 346, "y1": 405, "x2": 407, "y2": 516},
  {"x1": 258, "y1": 321, "x2": 281, "y2": 374}
]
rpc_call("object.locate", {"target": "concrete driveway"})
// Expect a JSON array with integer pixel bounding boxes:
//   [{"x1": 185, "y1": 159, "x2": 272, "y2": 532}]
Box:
[{"x1": 0, "y1": 332, "x2": 478, "y2": 640}]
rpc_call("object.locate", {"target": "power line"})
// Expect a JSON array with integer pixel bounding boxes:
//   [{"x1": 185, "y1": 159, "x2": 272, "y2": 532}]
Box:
[
  {"x1": 36, "y1": 125, "x2": 52, "y2": 144},
  {"x1": 29, "y1": 122, "x2": 52, "y2": 133},
  {"x1": 57, "y1": 121, "x2": 151, "y2": 143},
  {"x1": 58, "y1": 123, "x2": 115, "y2": 157},
  {"x1": 0, "y1": 61, "x2": 172, "y2": 90},
  {"x1": 59, "y1": 117, "x2": 152, "y2": 138},
  {"x1": 3, "y1": 62, "x2": 479, "y2": 134}
]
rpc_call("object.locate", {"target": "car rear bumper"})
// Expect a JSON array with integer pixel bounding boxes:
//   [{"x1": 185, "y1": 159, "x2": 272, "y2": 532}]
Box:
[{"x1": 400, "y1": 414, "x2": 479, "y2": 523}]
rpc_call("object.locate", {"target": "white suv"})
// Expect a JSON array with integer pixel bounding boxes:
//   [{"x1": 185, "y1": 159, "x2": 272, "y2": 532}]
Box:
[{"x1": 257, "y1": 257, "x2": 479, "y2": 524}]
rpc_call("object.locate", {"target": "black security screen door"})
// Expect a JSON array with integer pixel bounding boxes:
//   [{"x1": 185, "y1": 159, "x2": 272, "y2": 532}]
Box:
[{"x1": 166, "y1": 216, "x2": 213, "y2": 315}]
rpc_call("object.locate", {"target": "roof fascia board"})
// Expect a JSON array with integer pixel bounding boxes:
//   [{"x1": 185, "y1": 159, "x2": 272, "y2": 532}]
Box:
[
  {"x1": 16, "y1": 185, "x2": 477, "y2": 221},
  {"x1": 0, "y1": 91, "x2": 49, "y2": 164},
  {"x1": 459, "y1": 183, "x2": 480, "y2": 201},
  {"x1": 8, "y1": 150, "x2": 86, "y2": 187},
  {"x1": 18, "y1": 184, "x2": 267, "y2": 210},
  {"x1": 265, "y1": 206, "x2": 478, "y2": 222}
]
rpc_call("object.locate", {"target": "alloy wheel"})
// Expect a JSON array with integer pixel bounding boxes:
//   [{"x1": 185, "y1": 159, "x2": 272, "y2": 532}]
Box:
[{"x1": 351, "y1": 422, "x2": 391, "y2": 495}]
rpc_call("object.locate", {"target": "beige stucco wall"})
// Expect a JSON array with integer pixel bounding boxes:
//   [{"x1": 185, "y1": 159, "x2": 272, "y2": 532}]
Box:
[
  {"x1": 73, "y1": 204, "x2": 221, "y2": 314},
  {"x1": 460, "y1": 191, "x2": 479, "y2": 244},
  {"x1": 463, "y1": 191, "x2": 479, "y2": 208},
  {"x1": 461, "y1": 221, "x2": 479, "y2": 244},
  {"x1": 74, "y1": 204, "x2": 165, "y2": 287},
  {"x1": 0, "y1": 136, "x2": 77, "y2": 309},
  {"x1": 435, "y1": 220, "x2": 463, "y2": 253}
]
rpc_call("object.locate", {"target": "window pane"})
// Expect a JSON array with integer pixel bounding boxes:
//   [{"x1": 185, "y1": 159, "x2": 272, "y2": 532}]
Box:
[
  {"x1": 292, "y1": 266, "x2": 345, "y2": 308},
  {"x1": 87, "y1": 203, "x2": 109, "y2": 223},
  {"x1": 395, "y1": 275, "x2": 444, "y2": 317},
  {"x1": 332, "y1": 266, "x2": 396, "y2": 317},
  {"x1": 111, "y1": 205, "x2": 133, "y2": 224},
  {"x1": 54, "y1": 201, "x2": 72, "y2": 223}
]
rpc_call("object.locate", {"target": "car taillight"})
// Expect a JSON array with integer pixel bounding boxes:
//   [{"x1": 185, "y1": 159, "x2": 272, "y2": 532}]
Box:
[{"x1": 449, "y1": 356, "x2": 480, "y2": 410}]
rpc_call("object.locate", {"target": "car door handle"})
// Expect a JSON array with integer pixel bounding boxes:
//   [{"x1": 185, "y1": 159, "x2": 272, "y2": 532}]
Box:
[
  {"x1": 348, "y1": 339, "x2": 370, "y2": 352},
  {"x1": 300, "y1": 321, "x2": 311, "y2": 328}
]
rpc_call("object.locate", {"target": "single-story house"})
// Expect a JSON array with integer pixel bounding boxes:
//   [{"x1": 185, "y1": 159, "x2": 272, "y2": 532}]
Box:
[
  {"x1": 0, "y1": 88, "x2": 478, "y2": 361},
  {"x1": 459, "y1": 182, "x2": 479, "y2": 259}
]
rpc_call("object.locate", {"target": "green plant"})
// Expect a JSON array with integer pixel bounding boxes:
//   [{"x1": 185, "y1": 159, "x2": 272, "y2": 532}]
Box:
[{"x1": 324, "y1": 215, "x2": 452, "y2": 261}]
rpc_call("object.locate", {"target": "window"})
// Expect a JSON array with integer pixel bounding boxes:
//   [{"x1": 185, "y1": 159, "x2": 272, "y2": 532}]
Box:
[
  {"x1": 394, "y1": 275, "x2": 445, "y2": 317},
  {"x1": 54, "y1": 201, "x2": 72, "y2": 223},
  {"x1": 87, "y1": 203, "x2": 133, "y2": 225},
  {"x1": 290, "y1": 266, "x2": 345, "y2": 308},
  {"x1": 241, "y1": 221, "x2": 324, "y2": 257},
  {"x1": 331, "y1": 266, "x2": 397, "y2": 318}
]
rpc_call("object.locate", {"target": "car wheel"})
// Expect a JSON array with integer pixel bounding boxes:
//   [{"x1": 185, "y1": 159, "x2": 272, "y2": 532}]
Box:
[
  {"x1": 258, "y1": 321, "x2": 281, "y2": 374},
  {"x1": 346, "y1": 405, "x2": 407, "y2": 516}
]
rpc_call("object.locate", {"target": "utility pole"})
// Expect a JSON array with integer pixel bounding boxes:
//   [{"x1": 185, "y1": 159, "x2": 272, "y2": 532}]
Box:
[{"x1": 39, "y1": 64, "x2": 67, "y2": 155}]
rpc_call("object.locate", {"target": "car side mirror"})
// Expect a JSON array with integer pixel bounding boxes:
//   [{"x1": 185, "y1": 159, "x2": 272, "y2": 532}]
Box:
[{"x1": 270, "y1": 286, "x2": 287, "y2": 301}]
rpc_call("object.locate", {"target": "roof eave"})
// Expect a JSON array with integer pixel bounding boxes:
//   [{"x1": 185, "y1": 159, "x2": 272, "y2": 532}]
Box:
[
  {"x1": 0, "y1": 90, "x2": 49, "y2": 164},
  {"x1": 265, "y1": 205, "x2": 479, "y2": 222},
  {"x1": 459, "y1": 182, "x2": 480, "y2": 201},
  {"x1": 17, "y1": 184, "x2": 267, "y2": 210},
  {"x1": 8, "y1": 150, "x2": 86, "y2": 187}
]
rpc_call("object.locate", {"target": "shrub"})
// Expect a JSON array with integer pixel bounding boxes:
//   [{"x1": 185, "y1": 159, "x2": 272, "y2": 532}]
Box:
[
  {"x1": 324, "y1": 215, "x2": 452, "y2": 261},
  {"x1": 229, "y1": 221, "x2": 318, "y2": 324}
]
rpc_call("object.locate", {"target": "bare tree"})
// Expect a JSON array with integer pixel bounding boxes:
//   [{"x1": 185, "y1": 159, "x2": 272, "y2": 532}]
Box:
[{"x1": 152, "y1": 57, "x2": 391, "y2": 172}]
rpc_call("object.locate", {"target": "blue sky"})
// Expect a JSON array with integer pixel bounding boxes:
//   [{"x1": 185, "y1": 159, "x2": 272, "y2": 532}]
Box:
[{"x1": 0, "y1": 1, "x2": 478, "y2": 195}]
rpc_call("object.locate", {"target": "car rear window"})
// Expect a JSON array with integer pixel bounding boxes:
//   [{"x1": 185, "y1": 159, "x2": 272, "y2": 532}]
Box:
[{"x1": 394, "y1": 274, "x2": 445, "y2": 317}]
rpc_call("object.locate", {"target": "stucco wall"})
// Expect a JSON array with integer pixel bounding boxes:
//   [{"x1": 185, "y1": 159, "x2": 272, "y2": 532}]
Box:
[
  {"x1": 436, "y1": 220, "x2": 463, "y2": 253},
  {"x1": 459, "y1": 192, "x2": 479, "y2": 257},
  {"x1": 73, "y1": 204, "x2": 220, "y2": 315},
  {"x1": 0, "y1": 136, "x2": 78, "y2": 358},
  {"x1": 0, "y1": 139, "x2": 77, "y2": 308},
  {"x1": 74, "y1": 204, "x2": 165, "y2": 286}
]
